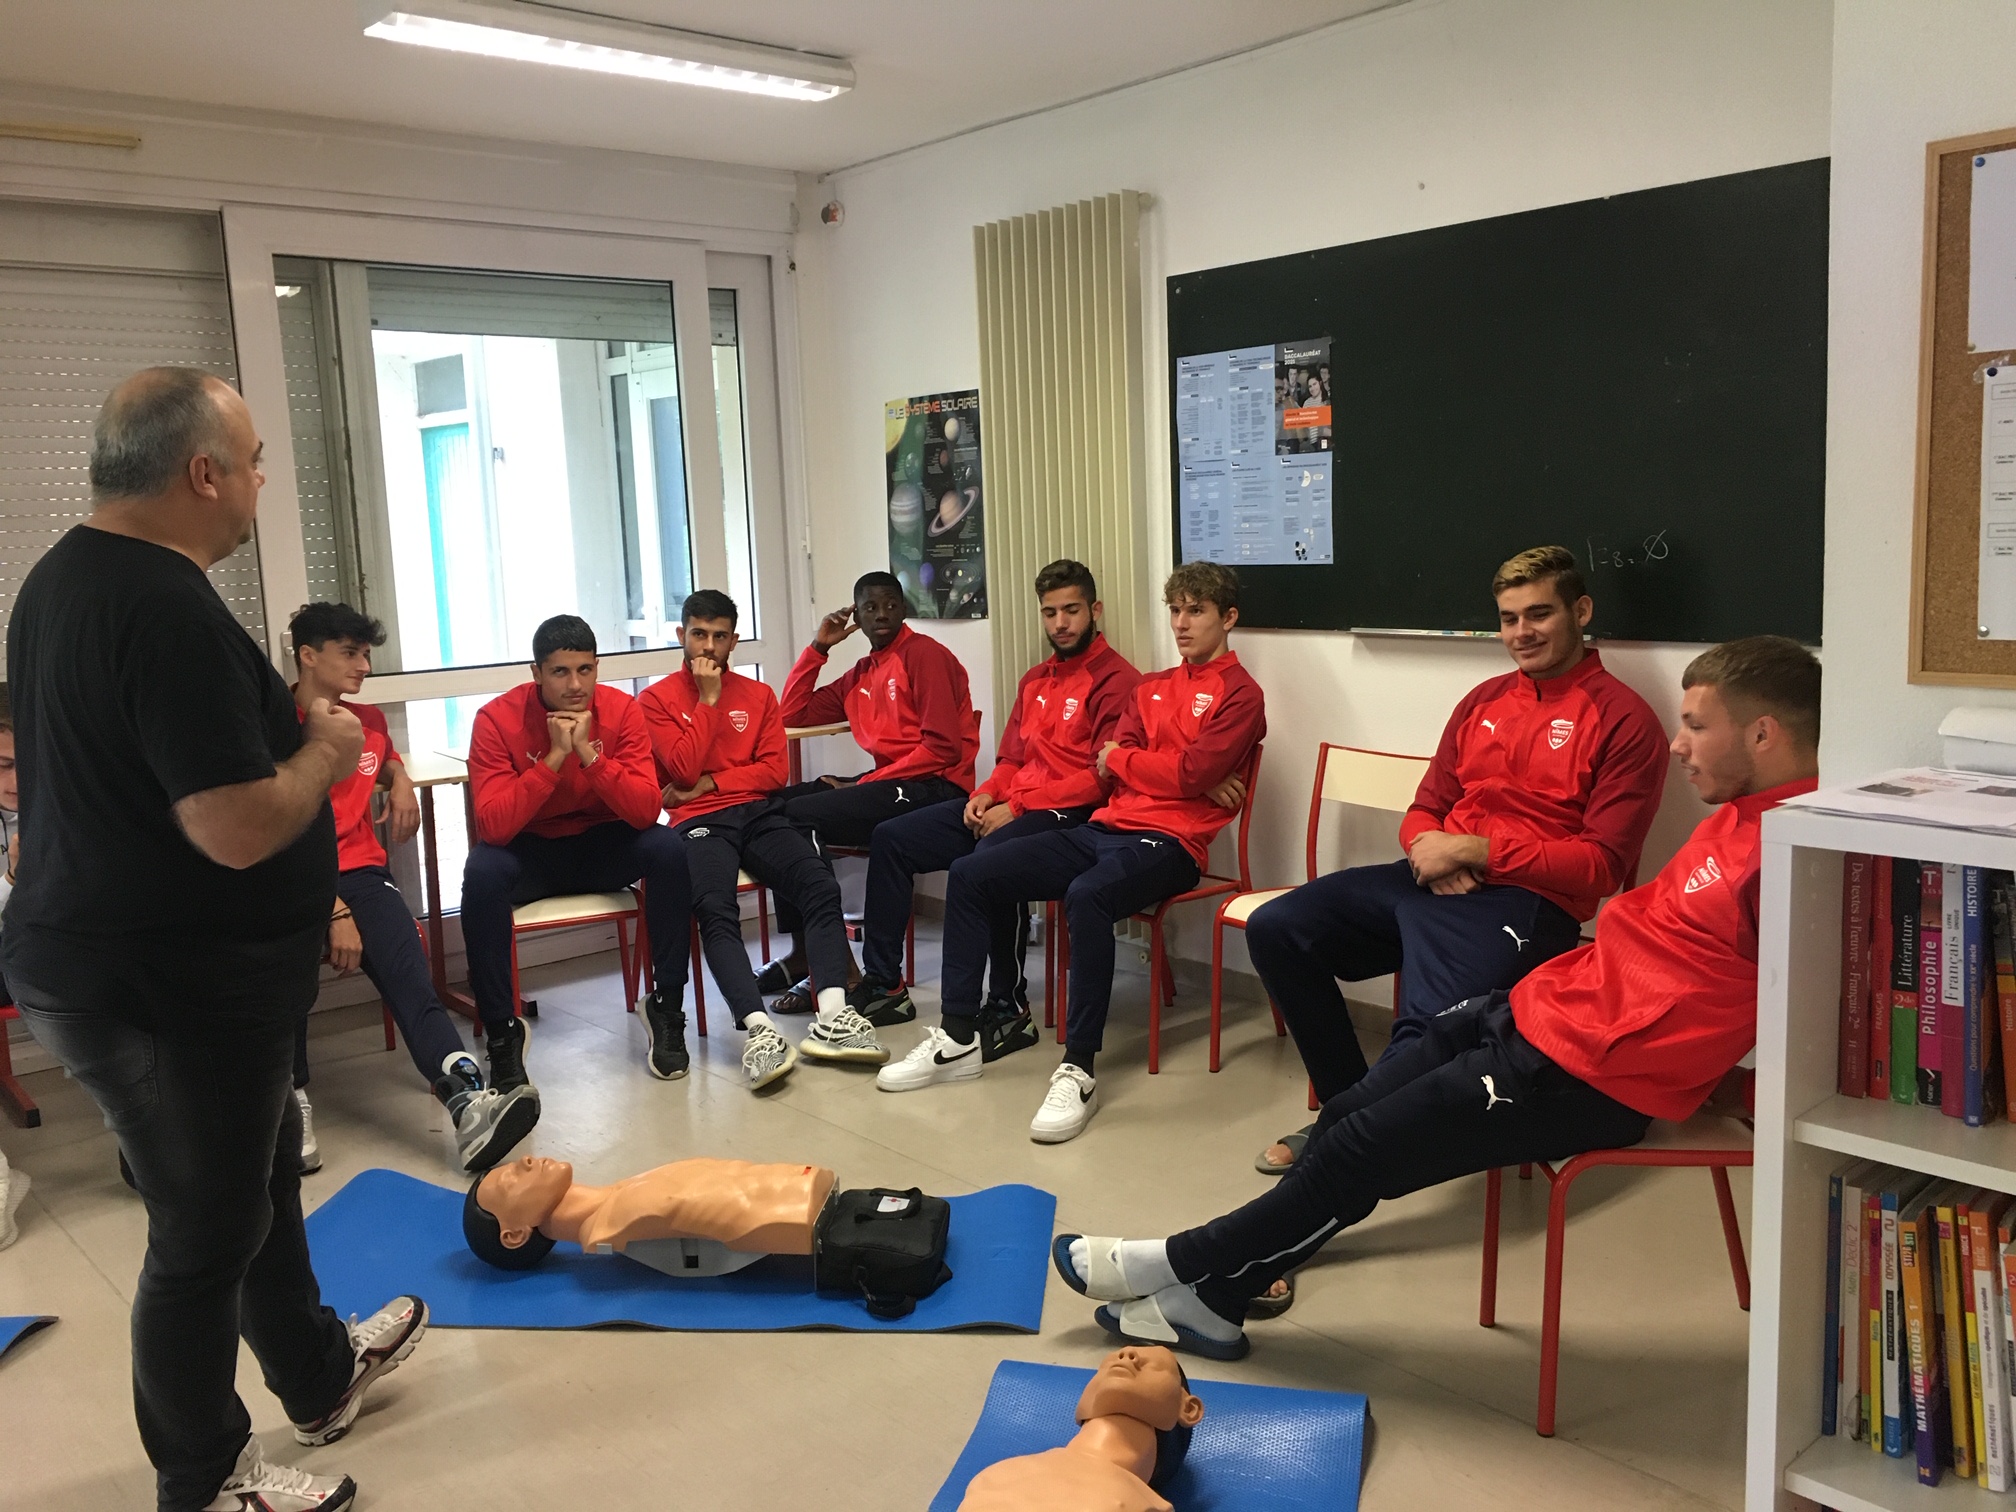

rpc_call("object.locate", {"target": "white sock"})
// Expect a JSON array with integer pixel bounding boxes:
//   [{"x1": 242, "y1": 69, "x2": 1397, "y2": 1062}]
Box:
[
  {"x1": 745, "y1": 1011, "x2": 774, "y2": 1035},
  {"x1": 815, "y1": 987, "x2": 847, "y2": 1023},
  {"x1": 1067, "y1": 1236, "x2": 1178, "y2": 1296}
]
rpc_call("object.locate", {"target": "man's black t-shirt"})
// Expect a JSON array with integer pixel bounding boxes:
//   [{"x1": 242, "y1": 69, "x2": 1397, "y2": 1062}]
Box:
[{"x1": 2, "y1": 527, "x2": 336, "y2": 1029}]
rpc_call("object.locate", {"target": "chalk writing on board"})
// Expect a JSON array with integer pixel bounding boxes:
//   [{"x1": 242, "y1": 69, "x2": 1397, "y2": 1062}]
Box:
[{"x1": 1585, "y1": 531, "x2": 1671, "y2": 572}]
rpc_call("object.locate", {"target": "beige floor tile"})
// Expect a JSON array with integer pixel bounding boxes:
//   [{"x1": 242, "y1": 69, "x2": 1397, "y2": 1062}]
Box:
[{"x1": 0, "y1": 926, "x2": 1749, "y2": 1509}]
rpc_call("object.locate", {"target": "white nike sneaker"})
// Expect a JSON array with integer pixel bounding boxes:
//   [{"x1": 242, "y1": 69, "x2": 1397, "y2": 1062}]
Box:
[
  {"x1": 743, "y1": 1022, "x2": 798, "y2": 1090},
  {"x1": 799, "y1": 1006, "x2": 890, "y2": 1065},
  {"x1": 1030, "y1": 1064, "x2": 1099, "y2": 1143},
  {"x1": 202, "y1": 1435, "x2": 355, "y2": 1511},
  {"x1": 876, "y1": 1026, "x2": 983, "y2": 1092}
]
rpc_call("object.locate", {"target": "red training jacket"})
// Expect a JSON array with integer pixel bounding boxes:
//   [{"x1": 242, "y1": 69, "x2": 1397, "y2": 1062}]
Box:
[
  {"x1": 636, "y1": 664, "x2": 788, "y2": 825},
  {"x1": 1095, "y1": 651, "x2": 1266, "y2": 868},
  {"x1": 780, "y1": 622, "x2": 979, "y2": 790},
  {"x1": 296, "y1": 696, "x2": 402, "y2": 874},
  {"x1": 466, "y1": 682, "x2": 662, "y2": 846},
  {"x1": 1399, "y1": 650, "x2": 1667, "y2": 922},
  {"x1": 1511, "y1": 775, "x2": 1816, "y2": 1121},
  {"x1": 978, "y1": 634, "x2": 1142, "y2": 815}
]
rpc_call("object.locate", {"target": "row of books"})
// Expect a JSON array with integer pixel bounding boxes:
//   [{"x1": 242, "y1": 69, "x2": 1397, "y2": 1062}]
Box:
[
  {"x1": 1836, "y1": 855, "x2": 2013, "y2": 1123},
  {"x1": 1825, "y1": 1163, "x2": 2016, "y2": 1487}
]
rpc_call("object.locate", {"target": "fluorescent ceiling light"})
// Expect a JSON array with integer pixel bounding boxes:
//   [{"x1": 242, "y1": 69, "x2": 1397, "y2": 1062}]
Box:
[{"x1": 359, "y1": 0, "x2": 852, "y2": 101}]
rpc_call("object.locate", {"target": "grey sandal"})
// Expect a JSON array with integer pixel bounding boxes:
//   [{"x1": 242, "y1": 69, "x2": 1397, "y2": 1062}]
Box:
[{"x1": 1254, "y1": 1123, "x2": 1316, "y2": 1176}]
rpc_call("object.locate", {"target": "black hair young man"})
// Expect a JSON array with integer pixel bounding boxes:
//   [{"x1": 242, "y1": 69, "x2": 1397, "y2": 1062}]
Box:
[
  {"x1": 1249, "y1": 545, "x2": 1667, "y2": 1175},
  {"x1": 288, "y1": 602, "x2": 538, "y2": 1174},
  {"x1": 879, "y1": 563, "x2": 1263, "y2": 1147},
  {"x1": 847, "y1": 560, "x2": 1141, "y2": 1053},
  {"x1": 762, "y1": 570, "x2": 981, "y2": 1056},
  {"x1": 1054, "y1": 638, "x2": 1819, "y2": 1363},
  {"x1": 462, "y1": 615, "x2": 693, "y2": 1083},
  {"x1": 636, "y1": 590, "x2": 866, "y2": 1086}
]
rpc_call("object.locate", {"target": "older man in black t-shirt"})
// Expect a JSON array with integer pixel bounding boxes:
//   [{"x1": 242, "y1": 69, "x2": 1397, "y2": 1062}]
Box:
[{"x1": 4, "y1": 368, "x2": 425, "y2": 1512}]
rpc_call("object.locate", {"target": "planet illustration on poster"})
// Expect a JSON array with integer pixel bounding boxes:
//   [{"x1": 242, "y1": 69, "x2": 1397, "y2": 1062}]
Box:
[
  {"x1": 885, "y1": 389, "x2": 985, "y2": 619},
  {"x1": 928, "y1": 486, "x2": 980, "y2": 538}
]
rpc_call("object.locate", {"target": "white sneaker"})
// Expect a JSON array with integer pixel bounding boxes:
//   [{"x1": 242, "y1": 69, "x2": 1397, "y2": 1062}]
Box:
[
  {"x1": 799, "y1": 1006, "x2": 889, "y2": 1065},
  {"x1": 202, "y1": 1435, "x2": 355, "y2": 1511},
  {"x1": 295, "y1": 1088, "x2": 321, "y2": 1175},
  {"x1": 743, "y1": 1023, "x2": 798, "y2": 1090},
  {"x1": 290, "y1": 1294, "x2": 428, "y2": 1446},
  {"x1": 0, "y1": 1150, "x2": 27, "y2": 1251},
  {"x1": 876, "y1": 1027, "x2": 983, "y2": 1092},
  {"x1": 1030, "y1": 1064, "x2": 1098, "y2": 1143}
]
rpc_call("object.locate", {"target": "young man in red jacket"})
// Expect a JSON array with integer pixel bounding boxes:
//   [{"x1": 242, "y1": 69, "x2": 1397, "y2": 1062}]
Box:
[
  {"x1": 462, "y1": 615, "x2": 692, "y2": 1086},
  {"x1": 1053, "y1": 637, "x2": 1819, "y2": 1360},
  {"x1": 879, "y1": 562, "x2": 1264, "y2": 1146},
  {"x1": 764, "y1": 571, "x2": 980, "y2": 1021},
  {"x1": 289, "y1": 603, "x2": 539, "y2": 1174},
  {"x1": 637, "y1": 589, "x2": 877, "y2": 1089},
  {"x1": 1251, "y1": 546, "x2": 1667, "y2": 1171},
  {"x1": 848, "y1": 559, "x2": 1141, "y2": 1044}
]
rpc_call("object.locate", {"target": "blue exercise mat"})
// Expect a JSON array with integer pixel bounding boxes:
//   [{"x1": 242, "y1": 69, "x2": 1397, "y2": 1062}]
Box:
[
  {"x1": 0, "y1": 1315, "x2": 55, "y2": 1363},
  {"x1": 306, "y1": 1168, "x2": 1053, "y2": 1333},
  {"x1": 930, "y1": 1359, "x2": 1367, "y2": 1512}
]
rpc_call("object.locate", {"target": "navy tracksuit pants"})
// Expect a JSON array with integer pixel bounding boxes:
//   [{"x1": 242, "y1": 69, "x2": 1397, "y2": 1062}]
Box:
[
  {"x1": 940, "y1": 823, "x2": 1199, "y2": 1051},
  {"x1": 767, "y1": 775, "x2": 966, "y2": 937},
  {"x1": 1245, "y1": 858, "x2": 1581, "y2": 1103},
  {"x1": 861, "y1": 796, "x2": 1095, "y2": 999},
  {"x1": 461, "y1": 821, "x2": 691, "y2": 1031},
  {"x1": 674, "y1": 800, "x2": 851, "y2": 1029}
]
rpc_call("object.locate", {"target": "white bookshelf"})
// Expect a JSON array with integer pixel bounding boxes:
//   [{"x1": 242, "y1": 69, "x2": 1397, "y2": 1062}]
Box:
[{"x1": 1749, "y1": 807, "x2": 2016, "y2": 1510}]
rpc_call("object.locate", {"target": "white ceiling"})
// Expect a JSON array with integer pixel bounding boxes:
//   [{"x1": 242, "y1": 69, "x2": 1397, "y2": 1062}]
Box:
[{"x1": 0, "y1": 0, "x2": 1403, "y2": 175}]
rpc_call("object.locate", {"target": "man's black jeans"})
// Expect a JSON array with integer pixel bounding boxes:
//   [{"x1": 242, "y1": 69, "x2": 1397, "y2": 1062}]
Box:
[{"x1": 14, "y1": 987, "x2": 354, "y2": 1511}]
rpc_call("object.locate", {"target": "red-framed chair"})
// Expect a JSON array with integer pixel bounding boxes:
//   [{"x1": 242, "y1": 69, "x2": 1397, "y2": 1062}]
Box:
[
  {"x1": 0, "y1": 1000, "x2": 38, "y2": 1128},
  {"x1": 501, "y1": 888, "x2": 673, "y2": 1032},
  {"x1": 1045, "y1": 743, "x2": 1265, "y2": 1074},
  {"x1": 1204, "y1": 742, "x2": 1432, "y2": 1074},
  {"x1": 1478, "y1": 1111, "x2": 1753, "y2": 1436},
  {"x1": 689, "y1": 870, "x2": 772, "y2": 1028}
]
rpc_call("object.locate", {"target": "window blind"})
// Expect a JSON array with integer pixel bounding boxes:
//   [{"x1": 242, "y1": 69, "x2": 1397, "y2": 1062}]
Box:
[{"x1": 365, "y1": 265, "x2": 676, "y2": 343}]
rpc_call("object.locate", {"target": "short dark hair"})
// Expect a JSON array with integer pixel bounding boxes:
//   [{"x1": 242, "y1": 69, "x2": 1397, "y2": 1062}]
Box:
[
  {"x1": 462, "y1": 1179, "x2": 557, "y2": 1271},
  {"x1": 1491, "y1": 545, "x2": 1587, "y2": 608},
  {"x1": 1149, "y1": 1361, "x2": 1196, "y2": 1490},
  {"x1": 89, "y1": 367, "x2": 235, "y2": 500},
  {"x1": 1164, "y1": 561, "x2": 1239, "y2": 615},
  {"x1": 532, "y1": 614, "x2": 597, "y2": 665},
  {"x1": 853, "y1": 571, "x2": 904, "y2": 602},
  {"x1": 681, "y1": 589, "x2": 739, "y2": 628},
  {"x1": 289, "y1": 602, "x2": 386, "y2": 665},
  {"x1": 1034, "y1": 559, "x2": 1097, "y2": 602},
  {"x1": 1682, "y1": 635, "x2": 1822, "y2": 750}
]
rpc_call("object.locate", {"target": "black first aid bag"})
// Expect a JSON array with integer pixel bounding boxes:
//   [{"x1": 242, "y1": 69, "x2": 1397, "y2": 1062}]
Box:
[{"x1": 814, "y1": 1187, "x2": 952, "y2": 1319}]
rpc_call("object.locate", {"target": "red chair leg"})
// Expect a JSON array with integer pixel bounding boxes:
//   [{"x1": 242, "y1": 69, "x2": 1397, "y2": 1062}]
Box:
[
  {"x1": 0, "y1": 1024, "x2": 41, "y2": 1128},
  {"x1": 616, "y1": 917, "x2": 637, "y2": 1009},
  {"x1": 1480, "y1": 1167, "x2": 1503, "y2": 1327},
  {"x1": 1536, "y1": 1156, "x2": 1590, "y2": 1437},
  {"x1": 1520, "y1": 1164, "x2": 1533, "y2": 1180},
  {"x1": 1269, "y1": 997, "x2": 1286, "y2": 1037},
  {"x1": 1147, "y1": 921, "x2": 1163, "y2": 1075},
  {"x1": 1160, "y1": 936, "x2": 1176, "y2": 1006},
  {"x1": 1209, "y1": 917, "x2": 1225, "y2": 1073},
  {"x1": 382, "y1": 1007, "x2": 396, "y2": 1052},
  {"x1": 1711, "y1": 1165, "x2": 1751, "y2": 1311},
  {"x1": 1308, "y1": 1078, "x2": 1319, "y2": 1112}
]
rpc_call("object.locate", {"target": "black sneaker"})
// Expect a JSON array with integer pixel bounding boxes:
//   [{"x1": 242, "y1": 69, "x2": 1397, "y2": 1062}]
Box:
[
  {"x1": 436, "y1": 1054, "x2": 540, "y2": 1173},
  {"x1": 846, "y1": 976, "x2": 917, "y2": 1027},
  {"x1": 485, "y1": 1017, "x2": 533, "y2": 1094},
  {"x1": 977, "y1": 999, "x2": 1041, "y2": 1063},
  {"x1": 640, "y1": 989, "x2": 690, "y2": 1080}
]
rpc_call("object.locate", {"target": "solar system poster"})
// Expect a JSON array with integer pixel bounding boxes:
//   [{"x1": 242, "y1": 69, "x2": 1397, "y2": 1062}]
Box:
[{"x1": 886, "y1": 389, "x2": 987, "y2": 620}]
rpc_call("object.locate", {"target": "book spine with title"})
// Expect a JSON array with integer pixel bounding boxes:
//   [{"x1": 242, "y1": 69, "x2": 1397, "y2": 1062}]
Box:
[
  {"x1": 1892, "y1": 859, "x2": 1921, "y2": 1105},
  {"x1": 1841, "y1": 853, "x2": 1872, "y2": 1096},
  {"x1": 1872, "y1": 856, "x2": 1894, "y2": 1099},
  {"x1": 1922, "y1": 863, "x2": 1946, "y2": 1109}
]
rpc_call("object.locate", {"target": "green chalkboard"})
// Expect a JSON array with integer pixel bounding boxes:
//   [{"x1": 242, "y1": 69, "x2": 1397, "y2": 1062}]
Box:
[{"x1": 1168, "y1": 157, "x2": 1828, "y2": 643}]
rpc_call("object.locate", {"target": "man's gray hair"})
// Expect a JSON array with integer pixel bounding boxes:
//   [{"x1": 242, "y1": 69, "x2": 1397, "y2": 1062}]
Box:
[{"x1": 89, "y1": 367, "x2": 234, "y2": 500}]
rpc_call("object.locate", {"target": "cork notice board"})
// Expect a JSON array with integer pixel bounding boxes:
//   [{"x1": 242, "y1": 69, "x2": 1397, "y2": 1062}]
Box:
[{"x1": 1912, "y1": 126, "x2": 2016, "y2": 684}]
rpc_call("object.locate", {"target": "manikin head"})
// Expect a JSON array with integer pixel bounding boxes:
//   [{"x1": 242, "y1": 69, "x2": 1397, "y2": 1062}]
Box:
[
  {"x1": 1672, "y1": 635, "x2": 1822, "y2": 804},
  {"x1": 1163, "y1": 561, "x2": 1239, "y2": 666},
  {"x1": 290, "y1": 602, "x2": 386, "y2": 701},
  {"x1": 1074, "y1": 1346, "x2": 1205, "y2": 1489},
  {"x1": 679, "y1": 589, "x2": 740, "y2": 669},
  {"x1": 531, "y1": 615, "x2": 598, "y2": 714},
  {"x1": 464, "y1": 1155, "x2": 575, "y2": 1269},
  {"x1": 853, "y1": 571, "x2": 907, "y2": 652},
  {"x1": 1033, "y1": 559, "x2": 1101, "y2": 659},
  {"x1": 1491, "y1": 545, "x2": 1592, "y2": 681},
  {"x1": 90, "y1": 366, "x2": 266, "y2": 567}
]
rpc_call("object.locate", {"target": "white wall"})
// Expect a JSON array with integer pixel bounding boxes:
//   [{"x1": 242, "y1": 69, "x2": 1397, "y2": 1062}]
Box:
[
  {"x1": 1822, "y1": 1, "x2": 2016, "y2": 779},
  {"x1": 792, "y1": 0, "x2": 1833, "y2": 966}
]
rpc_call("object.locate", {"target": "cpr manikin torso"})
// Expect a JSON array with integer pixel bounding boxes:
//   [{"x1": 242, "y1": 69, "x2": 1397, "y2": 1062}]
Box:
[
  {"x1": 472, "y1": 1155, "x2": 836, "y2": 1277},
  {"x1": 957, "y1": 1346, "x2": 1205, "y2": 1511}
]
